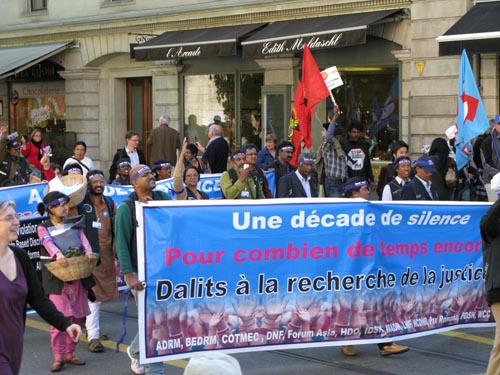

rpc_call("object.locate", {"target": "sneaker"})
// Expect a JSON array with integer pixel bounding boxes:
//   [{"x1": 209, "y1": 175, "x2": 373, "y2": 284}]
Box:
[
  {"x1": 341, "y1": 345, "x2": 357, "y2": 356},
  {"x1": 379, "y1": 342, "x2": 410, "y2": 357},
  {"x1": 88, "y1": 338, "x2": 104, "y2": 353},
  {"x1": 126, "y1": 346, "x2": 145, "y2": 375}
]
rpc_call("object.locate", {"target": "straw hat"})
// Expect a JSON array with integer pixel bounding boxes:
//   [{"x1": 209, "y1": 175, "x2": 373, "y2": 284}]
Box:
[{"x1": 44, "y1": 174, "x2": 87, "y2": 208}]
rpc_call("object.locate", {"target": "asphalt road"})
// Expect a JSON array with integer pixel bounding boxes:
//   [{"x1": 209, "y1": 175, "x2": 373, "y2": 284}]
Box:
[{"x1": 21, "y1": 294, "x2": 494, "y2": 375}]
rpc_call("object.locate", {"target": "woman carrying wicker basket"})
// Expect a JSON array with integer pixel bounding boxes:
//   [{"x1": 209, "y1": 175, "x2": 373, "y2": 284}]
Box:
[{"x1": 37, "y1": 191, "x2": 96, "y2": 372}]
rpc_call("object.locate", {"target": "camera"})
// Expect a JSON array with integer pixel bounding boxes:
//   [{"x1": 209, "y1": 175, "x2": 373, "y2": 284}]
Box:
[{"x1": 43, "y1": 145, "x2": 52, "y2": 157}]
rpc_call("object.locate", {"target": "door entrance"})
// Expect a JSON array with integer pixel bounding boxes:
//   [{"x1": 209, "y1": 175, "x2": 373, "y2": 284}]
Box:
[{"x1": 126, "y1": 77, "x2": 152, "y2": 164}]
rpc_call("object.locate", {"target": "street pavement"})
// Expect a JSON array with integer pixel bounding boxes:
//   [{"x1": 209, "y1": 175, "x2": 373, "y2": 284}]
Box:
[{"x1": 22, "y1": 293, "x2": 494, "y2": 375}]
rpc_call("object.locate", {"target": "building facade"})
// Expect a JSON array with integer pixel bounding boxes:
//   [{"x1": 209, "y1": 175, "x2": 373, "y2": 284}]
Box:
[{"x1": 0, "y1": 0, "x2": 497, "y2": 175}]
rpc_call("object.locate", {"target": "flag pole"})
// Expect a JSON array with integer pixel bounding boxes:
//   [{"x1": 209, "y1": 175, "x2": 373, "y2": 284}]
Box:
[{"x1": 329, "y1": 92, "x2": 337, "y2": 106}]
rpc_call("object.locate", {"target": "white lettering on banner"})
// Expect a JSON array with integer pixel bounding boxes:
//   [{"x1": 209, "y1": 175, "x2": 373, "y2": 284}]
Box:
[
  {"x1": 28, "y1": 188, "x2": 43, "y2": 205},
  {"x1": 165, "y1": 46, "x2": 202, "y2": 59},
  {"x1": 155, "y1": 339, "x2": 182, "y2": 351},
  {"x1": 260, "y1": 33, "x2": 345, "y2": 55},
  {"x1": 307, "y1": 34, "x2": 343, "y2": 49},
  {"x1": 185, "y1": 336, "x2": 218, "y2": 347}
]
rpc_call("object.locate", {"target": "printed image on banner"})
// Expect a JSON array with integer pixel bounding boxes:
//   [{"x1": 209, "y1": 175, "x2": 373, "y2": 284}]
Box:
[{"x1": 137, "y1": 200, "x2": 492, "y2": 363}]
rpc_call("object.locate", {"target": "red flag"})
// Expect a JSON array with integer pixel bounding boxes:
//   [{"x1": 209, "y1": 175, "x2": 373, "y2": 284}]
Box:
[
  {"x1": 289, "y1": 80, "x2": 306, "y2": 166},
  {"x1": 301, "y1": 44, "x2": 330, "y2": 147}
]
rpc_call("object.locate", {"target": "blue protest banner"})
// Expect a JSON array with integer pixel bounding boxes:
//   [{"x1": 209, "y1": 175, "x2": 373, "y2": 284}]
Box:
[
  {"x1": 0, "y1": 172, "x2": 276, "y2": 217},
  {"x1": 135, "y1": 199, "x2": 493, "y2": 363}
]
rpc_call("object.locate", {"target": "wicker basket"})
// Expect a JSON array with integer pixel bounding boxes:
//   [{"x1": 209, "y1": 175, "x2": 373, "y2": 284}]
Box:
[
  {"x1": 44, "y1": 174, "x2": 87, "y2": 208},
  {"x1": 45, "y1": 255, "x2": 98, "y2": 282}
]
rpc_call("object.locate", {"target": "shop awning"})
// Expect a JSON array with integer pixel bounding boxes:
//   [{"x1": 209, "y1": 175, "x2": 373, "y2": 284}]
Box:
[
  {"x1": 241, "y1": 9, "x2": 402, "y2": 58},
  {"x1": 0, "y1": 41, "x2": 73, "y2": 79},
  {"x1": 133, "y1": 23, "x2": 266, "y2": 61},
  {"x1": 437, "y1": 1, "x2": 500, "y2": 55}
]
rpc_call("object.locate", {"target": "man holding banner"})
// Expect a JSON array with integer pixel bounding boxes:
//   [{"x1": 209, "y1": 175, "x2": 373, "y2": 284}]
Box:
[{"x1": 115, "y1": 164, "x2": 170, "y2": 375}]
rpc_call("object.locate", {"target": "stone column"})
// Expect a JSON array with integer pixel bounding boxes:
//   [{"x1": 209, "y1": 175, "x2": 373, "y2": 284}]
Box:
[
  {"x1": 58, "y1": 68, "x2": 101, "y2": 166},
  {"x1": 255, "y1": 57, "x2": 300, "y2": 90},
  {"x1": 392, "y1": 49, "x2": 411, "y2": 148},
  {"x1": 151, "y1": 63, "x2": 183, "y2": 133}
]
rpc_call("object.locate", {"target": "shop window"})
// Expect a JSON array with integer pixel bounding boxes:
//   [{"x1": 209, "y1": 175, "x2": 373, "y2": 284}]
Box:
[
  {"x1": 183, "y1": 74, "x2": 234, "y2": 150},
  {"x1": 30, "y1": 0, "x2": 47, "y2": 11},
  {"x1": 328, "y1": 68, "x2": 399, "y2": 161},
  {"x1": 240, "y1": 73, "x2": 264, "y2": 150},
  {"x1": 183, "y1": 72, "x2": 264, "y2": 153},
  {"x1": 9, "y1": 81, "x2": 66, "y2": 137}
]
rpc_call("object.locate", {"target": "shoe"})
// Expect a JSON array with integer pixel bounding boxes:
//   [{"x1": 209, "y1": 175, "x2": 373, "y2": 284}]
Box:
[
  {"x1": 99, "y1": 333, "x2": 110, "y2": 341},
  {"x1": 379, "y1": 342, "x2": 410, "y2": 357},
  {"x1": 341, "y1": 345, "x2": 357, "y2": 356},
  {"x1": 63, "y1": 355, "x2": 86, "y2": 365},
  {"x1": 127, "y1": 346, "x2": 145, "y2": 375},
  {"x1": 88, "y1": 338, "x2": 104, "y2": 352},
  {"x1": 50, "y1": 359, "x2": 64, "y2": 372}
]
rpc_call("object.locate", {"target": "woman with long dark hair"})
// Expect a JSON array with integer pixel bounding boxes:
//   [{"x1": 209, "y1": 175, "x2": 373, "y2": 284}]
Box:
[
  {"x1": 174, "y1": 138, "x2": 209, "y2": 200},
  {"x1": 21, "y1": 128, "x2": 47, "y2": 176},
  {"x1": 428, "y1": 137, "x2": 455, "y2": 200}
]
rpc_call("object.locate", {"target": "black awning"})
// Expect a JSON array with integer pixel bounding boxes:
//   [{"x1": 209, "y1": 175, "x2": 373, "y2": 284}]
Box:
[
  {"x1": 134, "y1": 23, "x2": 266, "y2": 61},
  {"x1": 241, "y1": 9, "x2": 401, "y2": 58},
  {"x1": 438, "y1": 1, "x2": 500, "y2": 55}
]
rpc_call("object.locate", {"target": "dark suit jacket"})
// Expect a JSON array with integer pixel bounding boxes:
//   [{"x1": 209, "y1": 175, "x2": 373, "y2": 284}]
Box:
[
  {"x1": 277, "y1": 172, "x2": 319, "y2": 198},
  {"x1": 203, "y1": 137, "x2": 229, "y2": 173},
  {"x1": 108, "y1": 148, "x2": 146, "y2": 183},
  {"x1": 400, "y1": 177, "x2": 438, "y2": 200}
]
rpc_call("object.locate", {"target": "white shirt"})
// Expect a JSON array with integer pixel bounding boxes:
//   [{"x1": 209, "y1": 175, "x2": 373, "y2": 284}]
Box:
[
  {"x1": 295, "y1": 170, "x2": 312, "y2": 198},
  {"x1": 126, "y1": 147, "x2": 140, "y2": 168},
  {"x1": 381, "y1": 176, "x2": 407, "y2": 201},
  {"x1": 416, "y1": 175, "x2": 434, "y2": 199},
  {"x1": 63, "y1": 155, "x2": 95, "y2": 177}
]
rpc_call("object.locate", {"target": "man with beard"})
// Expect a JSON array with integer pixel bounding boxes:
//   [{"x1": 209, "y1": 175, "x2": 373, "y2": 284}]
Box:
[
  {"x1": 115, "y1": 164, "x2": 171, "y2": 375},
  {"x1": 78, "y1": 170, "x2": 118, "y2": 353},
  {"x1": 342, "y1": 122, "x2": 375, "y2": 191}
]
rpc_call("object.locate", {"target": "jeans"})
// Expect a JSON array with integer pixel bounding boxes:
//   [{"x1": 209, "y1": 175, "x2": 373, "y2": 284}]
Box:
[
  {"x1": 487, "y1": 303, "x2": 500, "y2": 375},
  {"x1": 129, "y1": 332, "x2": 164, "y2": 375},
  {"x1": 324, "y1": 176, "x2": 345, "y2": 198},
  {"x1": 129, "y1": 287, "x2": 164, "y2": 375}
]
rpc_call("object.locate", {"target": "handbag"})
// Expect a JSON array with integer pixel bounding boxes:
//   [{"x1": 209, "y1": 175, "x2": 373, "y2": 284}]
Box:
[{"x1": 445, "y1": 166, "x2": 457, "y2": 190}]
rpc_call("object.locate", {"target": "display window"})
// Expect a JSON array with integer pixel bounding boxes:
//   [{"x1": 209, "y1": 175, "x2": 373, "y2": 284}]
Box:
[{"x1": 183, "y1": 72, "x2": 264, "y2": 152}]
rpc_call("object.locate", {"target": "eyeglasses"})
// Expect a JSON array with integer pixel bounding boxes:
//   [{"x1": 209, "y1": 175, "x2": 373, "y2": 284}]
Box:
[{"x1": 0, "y1": 215, "x2": 19, "y2": 223}]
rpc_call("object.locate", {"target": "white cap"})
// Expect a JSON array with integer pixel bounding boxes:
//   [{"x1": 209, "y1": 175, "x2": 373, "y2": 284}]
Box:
[
  {"x1": 445, "y1": 125, "x2": 457, "y2": 140},
  {"x1": 491, "y1": 171, "x2": 500, "y2": 193},
  {"x1": 183, "y1": 352, "x2": 242, "y2": 375}
]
